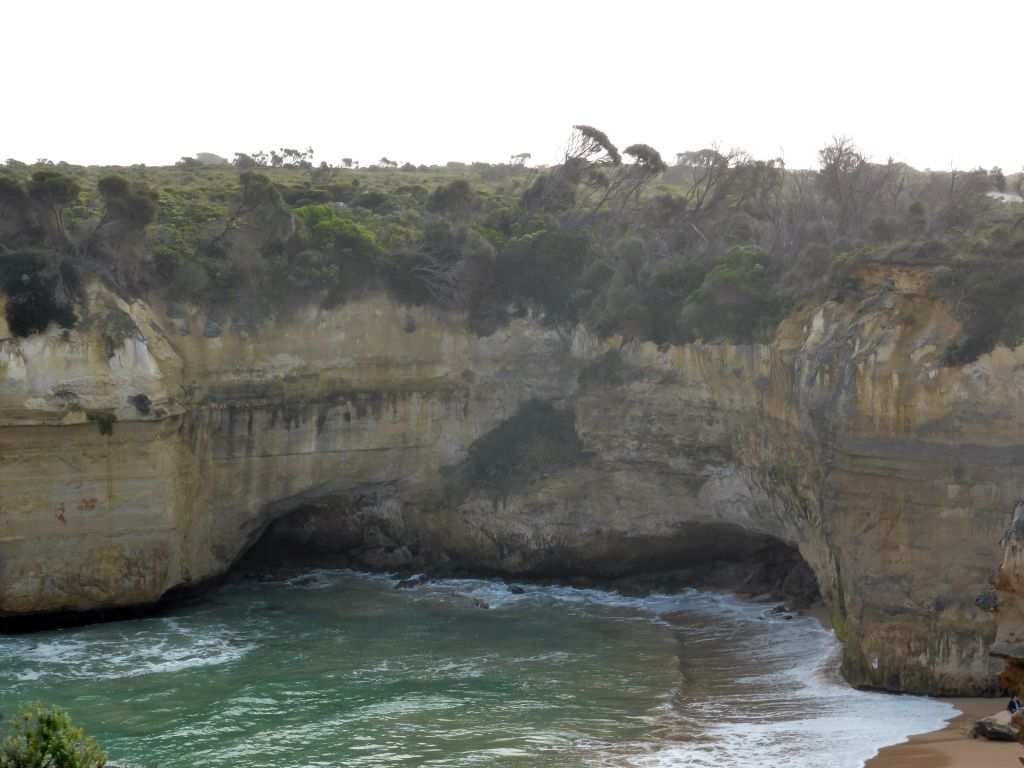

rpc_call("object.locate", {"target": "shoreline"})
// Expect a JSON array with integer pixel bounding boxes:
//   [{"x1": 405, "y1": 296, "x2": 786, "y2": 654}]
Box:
[
  {"x1": 866, "y1": 697, "x2": 1020, "y2": 768},
  {"x1": 787, "y1": 602, "x2": 1019, "y2": 767}
]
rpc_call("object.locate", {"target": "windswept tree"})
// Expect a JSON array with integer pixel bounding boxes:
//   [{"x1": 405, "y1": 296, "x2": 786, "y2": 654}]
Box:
[
  {"x1": 279, "y1": 147, "x2": 314, "y2": 168},
  {"x1": 566, "y1": 124, "x2": 621, "y2": 168},
  {"x1": 232, "y1": 152, "x2": 259, "y2": 169},
  {"x1": 27, "y1": 169, "x2": 80, "y2": 236},
  {"x1": 66, "y1": 175, "x2": 163, "y2": 287},
  {"x1": 193, "y1": 171, "x2": 293, "y2": 274},
  {"x1": 520, "y1": 125, "x2": 669, "y2": 227},
  {"x1": 573, "y1": 143, "x2": 668, "y2": 218},
  {"x1": 616, "y1": 143, "x2": 667, "y2": 206},
  {"x1": 672, "y1": 146, "x2": 782, "y2": 216},
  {"x1": 97, "y1": 175, "x2": 159, "y2": 230},
  {"x1": 520, "y1": 125, "x2": 622, "y2": 219}
]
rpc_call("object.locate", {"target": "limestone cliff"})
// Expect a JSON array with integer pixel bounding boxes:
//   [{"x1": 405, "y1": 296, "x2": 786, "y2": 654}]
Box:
[{"x1": 0, "y1": 267, "x2": 1020, "y2": 695}]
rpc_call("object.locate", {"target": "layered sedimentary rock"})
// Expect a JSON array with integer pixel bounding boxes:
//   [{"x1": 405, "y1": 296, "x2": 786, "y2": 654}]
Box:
[{"x1": 1, "y1": 266, "x2": 1021, "y2": 695}]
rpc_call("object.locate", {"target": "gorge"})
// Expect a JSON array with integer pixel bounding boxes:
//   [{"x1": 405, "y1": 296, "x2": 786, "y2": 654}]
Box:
[{"x1": 1, "y1": 261, "x2": 1021, "y2": 697}]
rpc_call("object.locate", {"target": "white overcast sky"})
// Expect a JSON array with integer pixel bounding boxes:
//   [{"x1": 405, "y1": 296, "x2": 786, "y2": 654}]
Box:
[{"x1": 3, "y1": 0, "x2": 1021, "y2": 171}]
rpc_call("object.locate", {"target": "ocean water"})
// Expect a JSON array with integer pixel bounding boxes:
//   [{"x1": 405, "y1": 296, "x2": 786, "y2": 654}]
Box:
[{"x1": 0, "y1": 571, "x2": 954, "y2": 767}]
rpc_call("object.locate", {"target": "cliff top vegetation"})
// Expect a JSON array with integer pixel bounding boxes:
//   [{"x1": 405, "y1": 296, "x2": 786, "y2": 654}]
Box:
[{"x1": 1, "y1": 130, "x2": 1022, "y2": 363}]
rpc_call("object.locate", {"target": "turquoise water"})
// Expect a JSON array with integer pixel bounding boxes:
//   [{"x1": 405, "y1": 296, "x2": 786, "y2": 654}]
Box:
[{"x1": 0, "y1": 571, "x2": 953, "y2": 767}]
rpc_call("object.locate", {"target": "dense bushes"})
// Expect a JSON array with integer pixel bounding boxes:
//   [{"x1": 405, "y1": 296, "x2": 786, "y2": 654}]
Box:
[
  {"x1": 677, "y1": 246, "x2": 784, "y2": 343},
  {"x1": 289, "y1": 204, "x2": 382, "y2": 302},
  {"x1": 496, "y1": 230, "x2": 593, "y2": 321},
  {"x1": 943, "y1": 259, "x2": 1024, "y2": 365},
  {"x1": 0, "y1": 702, "x2": 105, "y2": 768},
  {"x1": 0, "y1": 136, "x2": 1020, "y2": 358}
]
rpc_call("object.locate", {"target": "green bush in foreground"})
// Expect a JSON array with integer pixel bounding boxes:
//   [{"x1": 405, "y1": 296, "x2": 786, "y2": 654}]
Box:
[{"x1": 0, "y1": 703, "x2": 106, "y2": 768}]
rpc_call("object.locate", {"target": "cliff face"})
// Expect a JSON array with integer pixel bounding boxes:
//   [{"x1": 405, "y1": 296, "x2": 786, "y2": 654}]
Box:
[{"x1": 0, "y1": 268, "x2": 1020, "y2": 695}]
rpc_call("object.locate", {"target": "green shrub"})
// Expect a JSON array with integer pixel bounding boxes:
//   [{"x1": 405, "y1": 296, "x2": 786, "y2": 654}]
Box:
[
  {"x1": 86, "y1": 412, "x2": 116, "y2": 436},
  {"x1": 427, "y1": 179, "x2": 473, "y2": 218},
  {"x1": 677, "y1": 246, "x2": 785, "y2": 343},
  {"x1": 496, "y1": 230, "x2": 592, "y2": 321},
  {"x1": 290, "y1": 205, "x2": 383, "y2": 302},
  {"x1": 942, "y1": 260, "x2": 1024, "y2": 365},
  {"x1": 350, "y1": 191, "x2": 391, "y2": 211},
  {"x1": 0, "y1": 702, "x2": 106, "y2": 768},
  {"x1": 643, "y1": 260, "x2": 706, "y2": 343}
]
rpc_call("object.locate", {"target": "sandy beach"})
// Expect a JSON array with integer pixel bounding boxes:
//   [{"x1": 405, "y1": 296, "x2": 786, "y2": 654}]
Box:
[{"x1": 867, "y1": 697, "x2": 1020, "y2": 768}]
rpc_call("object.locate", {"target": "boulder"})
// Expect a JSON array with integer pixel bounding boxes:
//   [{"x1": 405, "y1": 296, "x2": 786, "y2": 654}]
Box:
[{"x1": 972, "y1": 710, "x2": 1018, "y2": 741}]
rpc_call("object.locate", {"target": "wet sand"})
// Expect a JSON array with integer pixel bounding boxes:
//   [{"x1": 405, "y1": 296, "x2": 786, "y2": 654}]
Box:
[
  {"x1": 801, "y1": 602, "x2": 832, "y2": 631},
  {"x1": 867, "y1": 697, "x2": 1020, "y2": 768}
]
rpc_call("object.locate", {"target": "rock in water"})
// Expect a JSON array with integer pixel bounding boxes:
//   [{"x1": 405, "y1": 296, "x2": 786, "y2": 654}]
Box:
[{"x1": 395, "y1": 574, "x2": 428, "y2": 589}]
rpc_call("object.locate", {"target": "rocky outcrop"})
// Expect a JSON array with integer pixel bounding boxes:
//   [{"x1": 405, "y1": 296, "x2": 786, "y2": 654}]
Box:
[
  {"x1": 971, "y1": 710, "x2": 1018, "y2": 741},
  {"x1": 992, "y1": 505, "x2": 1024, "y2": 737},
  {"x1": 1, "y1": 267, "x2": 1021, "y2": 695}
]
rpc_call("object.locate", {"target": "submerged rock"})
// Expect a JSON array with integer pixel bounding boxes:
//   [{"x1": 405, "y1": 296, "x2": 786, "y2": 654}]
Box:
[{"x1": 395, "y1": 574, "x2": 429, "y2": 589}]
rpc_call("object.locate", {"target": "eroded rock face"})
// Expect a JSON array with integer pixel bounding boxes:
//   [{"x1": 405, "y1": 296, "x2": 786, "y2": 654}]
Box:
[{"x1": 0, "y1": 269, "x2": 1020, "y2": 694}]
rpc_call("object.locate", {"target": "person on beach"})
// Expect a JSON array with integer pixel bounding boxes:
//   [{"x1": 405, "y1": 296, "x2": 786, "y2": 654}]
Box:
[{"x1": 1008, "y1": 694, "x2": 1022, "y2": 713}]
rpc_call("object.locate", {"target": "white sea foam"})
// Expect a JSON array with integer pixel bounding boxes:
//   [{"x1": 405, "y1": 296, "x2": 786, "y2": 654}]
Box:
[
  {"x1": 0, "y1": 618, "x2": 253, "y2": 681},
  {"x1": 340, "y1": 571, "x2": 956, "y2": 768},
  {"x1": 572, "y1": 590, "x2": 954, "y2": 768}
]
